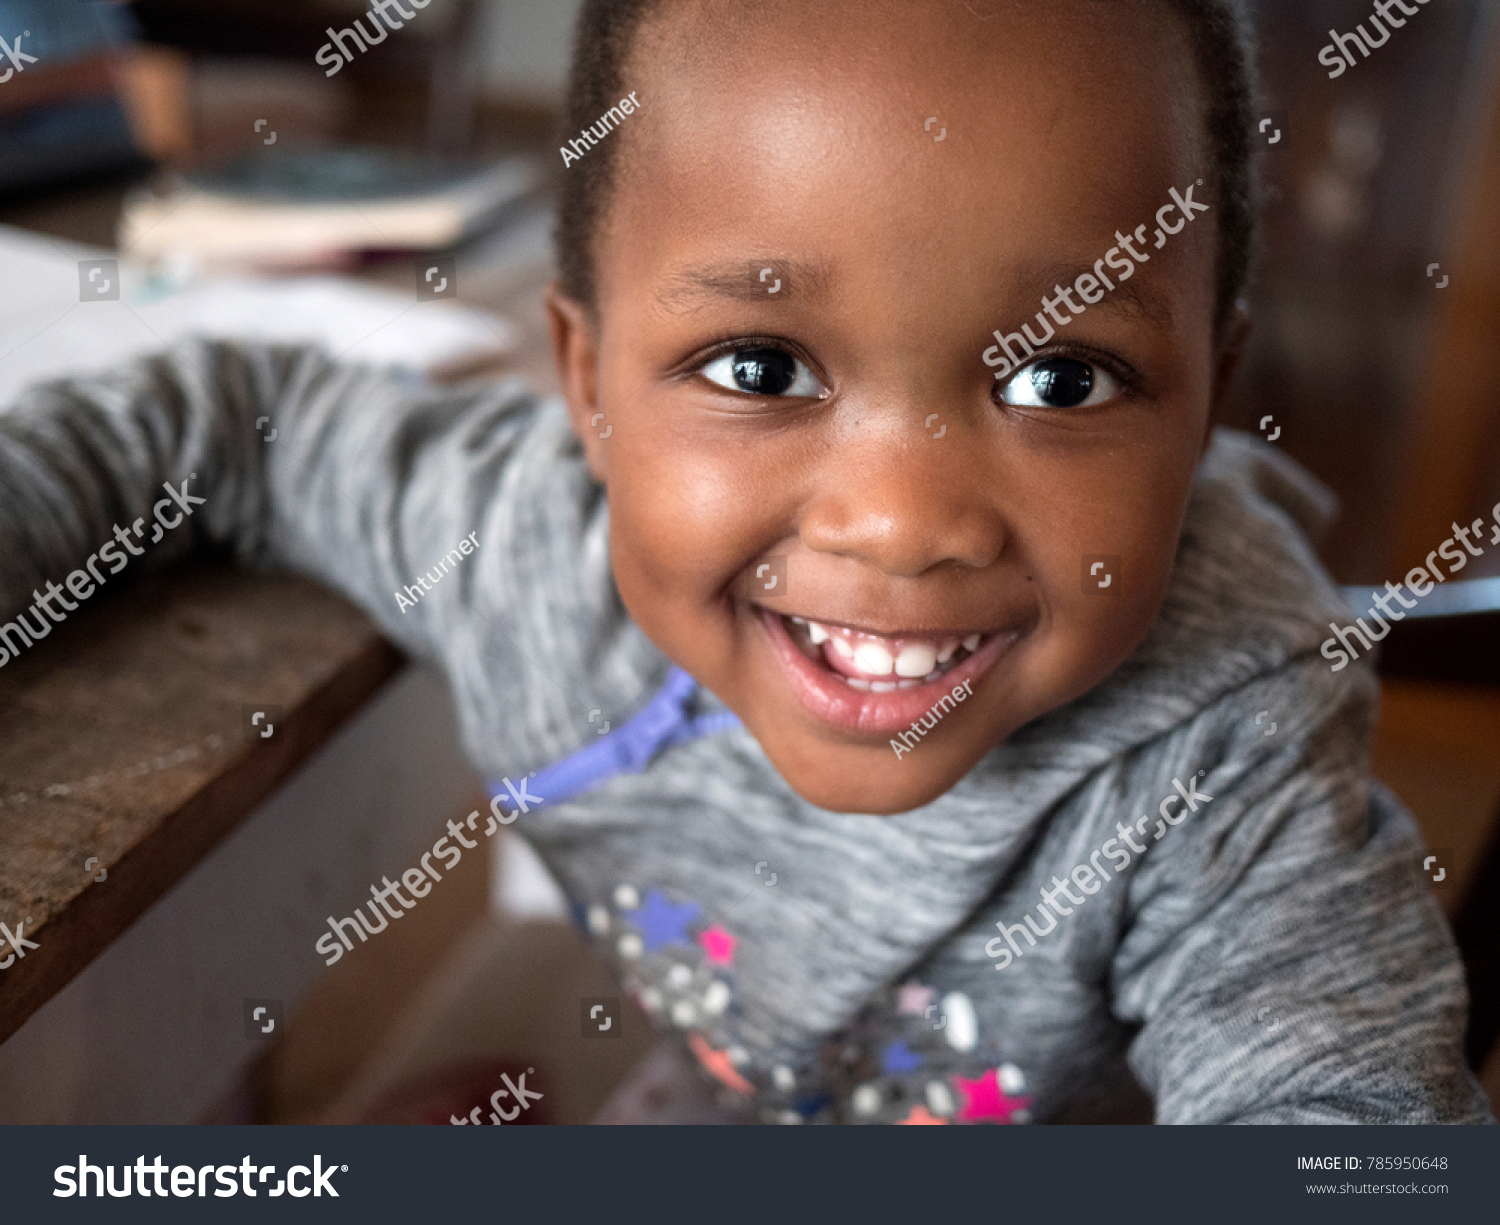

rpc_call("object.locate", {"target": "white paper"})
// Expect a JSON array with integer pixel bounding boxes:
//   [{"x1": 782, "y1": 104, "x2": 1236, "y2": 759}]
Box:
[{"x1": 0, "y1": 225, "x2": 515, "y2": 405}]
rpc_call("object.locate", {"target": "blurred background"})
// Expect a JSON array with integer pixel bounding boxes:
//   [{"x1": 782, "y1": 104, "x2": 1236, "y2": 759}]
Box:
[{"x1": 0, "y1": 0, "x2": 1496, "y2": 1123}]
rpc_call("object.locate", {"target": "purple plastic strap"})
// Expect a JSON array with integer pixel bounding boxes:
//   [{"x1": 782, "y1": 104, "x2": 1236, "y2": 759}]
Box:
[{"x1": 488, "y1": 667, "x2": 739, "y2": 810}]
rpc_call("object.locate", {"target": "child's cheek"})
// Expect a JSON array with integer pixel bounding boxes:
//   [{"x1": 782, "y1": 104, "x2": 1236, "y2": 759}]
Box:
[
  {"x1": 603, "y1": 443, "x2": 761, "y2": 617},
  {"x1": 1024, "y1": 470, "x2": 1187, "y2": 702},
  {"x1": 1014, "y1": 582, "x2": 1153, "y2": 720}
]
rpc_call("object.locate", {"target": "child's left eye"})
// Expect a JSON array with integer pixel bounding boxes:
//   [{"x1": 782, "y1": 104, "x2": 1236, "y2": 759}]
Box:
[
  {"x1": 998, "y1": 357, "x2": 1120, "y2": 409},
  {"x1": 699, "y1": 347, "x2": 826, "y2": 398}
]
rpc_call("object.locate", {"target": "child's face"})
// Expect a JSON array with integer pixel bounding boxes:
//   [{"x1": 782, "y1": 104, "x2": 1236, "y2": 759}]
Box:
[{"x1": 550, "y1": 0, "x2": 1244, "y2": 814}]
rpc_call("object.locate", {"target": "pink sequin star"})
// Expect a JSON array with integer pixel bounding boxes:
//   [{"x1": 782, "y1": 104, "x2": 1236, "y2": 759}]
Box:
[
  {"x1": 698, "y1": 924, "x2": 737, "y2": 965},
  {"x1": 895, "y1": 979, "x2": 935, "y2": 1016},
  {"x1": 953, "y1": 1068, "x2": 1031, "y2": 1123}
]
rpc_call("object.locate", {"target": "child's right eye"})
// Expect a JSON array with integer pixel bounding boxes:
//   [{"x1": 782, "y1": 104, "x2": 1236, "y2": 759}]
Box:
[{"x1": 699, "y1": 347, "x2": 826, "y2": 398}]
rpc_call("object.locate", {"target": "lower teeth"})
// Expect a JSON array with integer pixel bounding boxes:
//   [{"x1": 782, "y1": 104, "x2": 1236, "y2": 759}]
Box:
[{"x1": 845, "y1": 667, "x2": 956, "y2": 691}]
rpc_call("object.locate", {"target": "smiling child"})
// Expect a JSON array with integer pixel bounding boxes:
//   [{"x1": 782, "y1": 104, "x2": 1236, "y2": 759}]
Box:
[{"x1": 0, "y1": 0, "x2": 1491, "y2": 1123}]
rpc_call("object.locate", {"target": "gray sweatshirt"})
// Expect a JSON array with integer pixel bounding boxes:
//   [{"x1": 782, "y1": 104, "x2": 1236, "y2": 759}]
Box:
[{"x1": 0, "y1": 340, "x2": 1490, "y2": 1124}]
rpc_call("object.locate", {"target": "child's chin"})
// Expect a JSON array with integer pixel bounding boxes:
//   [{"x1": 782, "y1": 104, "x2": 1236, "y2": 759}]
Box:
[{"x1": 765, "y1": 740, "x2": 974, "y2": 816}]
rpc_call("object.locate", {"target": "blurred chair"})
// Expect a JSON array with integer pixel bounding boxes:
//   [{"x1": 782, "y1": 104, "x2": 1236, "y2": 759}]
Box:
[{"x1": 1350, "y1": 575, "x2": 1500, "y2": 1071}]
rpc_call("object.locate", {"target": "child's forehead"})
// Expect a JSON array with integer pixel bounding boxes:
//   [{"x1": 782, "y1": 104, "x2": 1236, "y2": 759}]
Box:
[
  {"x1": 617, "y1": 1, "x2": 1208, "y2": 221},
  {"x1": 630, "y1": 0, "x2": 1203, "y2": 127},
  {"x1": 603, "y1": 1, "x2": 1212, "y2": 300}
]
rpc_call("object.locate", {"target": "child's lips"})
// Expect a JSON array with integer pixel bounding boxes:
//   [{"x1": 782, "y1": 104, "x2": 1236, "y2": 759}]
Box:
[{"x1": 756, "y1": 607, "x2": 1021, "y2": 736}]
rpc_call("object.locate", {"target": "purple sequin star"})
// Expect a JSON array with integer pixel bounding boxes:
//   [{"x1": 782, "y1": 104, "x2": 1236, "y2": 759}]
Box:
[
  {"x1": 632, "y1": 889, "x2": 702, "y2": 952},
  {"x1": 881, "y1": 1040, "x2": 923, "y2": 1075}
]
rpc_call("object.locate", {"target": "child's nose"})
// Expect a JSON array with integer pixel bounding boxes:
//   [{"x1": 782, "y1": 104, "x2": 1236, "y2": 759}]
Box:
[{"x1": 798, "y1": 422, "x2": 1007, "y2": 578}]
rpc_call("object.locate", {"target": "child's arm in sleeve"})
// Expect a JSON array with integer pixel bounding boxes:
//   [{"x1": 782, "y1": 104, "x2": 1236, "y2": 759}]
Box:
[
  {"x1": 0, "y1": 339, "x2": 626, "y2": 774},
  {"x1": 0, "y1": 339, "x2": 520, "y2": 651},
  {"x1": 1111, "y1": 656, "x2": 1494, "y2": 1123}
]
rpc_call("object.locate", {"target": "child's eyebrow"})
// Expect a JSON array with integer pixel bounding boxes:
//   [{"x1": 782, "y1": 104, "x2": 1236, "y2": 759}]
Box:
[
  {"x1": 1018, "y1": 262, "x2": 1176, "y2": 329},
  {"x1": 655, "y1": 259, "x2": 832, "y2": 311},
  {"x1": 653, "y1": 257, "x2": 1174, "y2": 330}
]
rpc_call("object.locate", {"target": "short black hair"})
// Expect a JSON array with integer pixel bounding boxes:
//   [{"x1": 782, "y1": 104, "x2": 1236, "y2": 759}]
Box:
[{"x1": 554, "y1": 0, "x2": 1258, "y2": 333}]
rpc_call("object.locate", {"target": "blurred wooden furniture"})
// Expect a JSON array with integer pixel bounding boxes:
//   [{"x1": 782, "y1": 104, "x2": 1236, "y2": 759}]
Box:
[
  {"x1": 1359, "y1": 577, "x2": 1500, "y2": 1072},
  {"x1": 1385, "y1": 13, "x2": 1500, "y2": 580},
  {"x1": 0, "y1": 562, "x2": 402, "y2": 1046},
  {"x1": 1222, "y1": 0, "x2": 1500, "y2": 582},
  {"x1": 131, "y1": 0, "x2": 487, "y2": 155}
]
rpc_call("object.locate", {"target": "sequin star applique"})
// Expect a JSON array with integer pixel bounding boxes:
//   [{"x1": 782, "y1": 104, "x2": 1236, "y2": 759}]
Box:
[
  {"x1": 688, "y1": 1032, "x2": 754, "y2": 1095},
  {"x1": 953, "y1": 1068, "x2": 1031, "y2": 1123},
  {"x1": 895, "y1": 979, "x2": 935, "y2": 1017},
  {"x1": 881, "y1": 1040, "x2": 923, "y2": 1075},
  {"x1": 632, "y1": 889, "x2": 702, "y2": 952},
  {"x1": 698, "y1": 924, "x2": 737, "y2": 965}
]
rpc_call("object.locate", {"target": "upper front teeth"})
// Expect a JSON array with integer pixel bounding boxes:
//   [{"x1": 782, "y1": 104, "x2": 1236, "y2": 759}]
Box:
[
  {"x1": 794, "y1": 616, "x2": 982, "y2": 679},
  {"x1": 895, "y1": 644, "x2": 937, "y2": 677},
  {"x1": 853, "y1": 642, "x2": 894, "y2": 675}
]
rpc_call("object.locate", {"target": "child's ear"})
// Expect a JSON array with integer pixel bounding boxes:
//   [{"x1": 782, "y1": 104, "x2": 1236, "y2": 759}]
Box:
[
  {"x1": 545, "y1": 282, "x2": 608, "y2": 482},
  {"x1": 1205, "y1": 301, "x2": 1253, "y2": 455}
]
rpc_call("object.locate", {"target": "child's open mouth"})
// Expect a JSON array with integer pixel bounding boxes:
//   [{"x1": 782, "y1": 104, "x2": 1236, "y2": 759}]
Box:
[
  {"x1": 784, "y1": 616, "x2": 983, "y2": 689},
  {"x1": 756, "y1": 607, "x2": 1020, "y2": 737}
]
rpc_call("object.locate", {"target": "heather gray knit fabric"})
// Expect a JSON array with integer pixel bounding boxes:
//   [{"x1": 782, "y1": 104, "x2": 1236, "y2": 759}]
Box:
[{"x1": 0, "y1": 340, "x2": 1491, "y2": 1124}]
